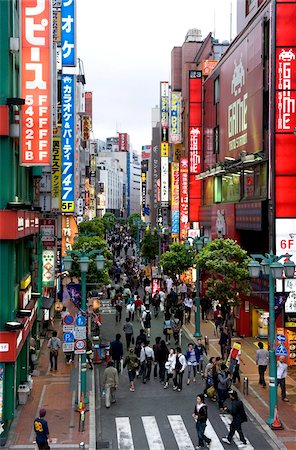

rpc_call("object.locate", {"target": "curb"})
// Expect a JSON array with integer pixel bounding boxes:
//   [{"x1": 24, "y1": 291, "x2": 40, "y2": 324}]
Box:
[{"x1": 182, "y1": 325, "x2": 287, "y2": 450}]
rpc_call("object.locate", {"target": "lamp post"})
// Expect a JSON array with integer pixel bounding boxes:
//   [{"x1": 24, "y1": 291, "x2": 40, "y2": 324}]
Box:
[
  {"x1": 63, "y1": 249, "x2": 105, "y2": 403},
  {"x1": 184, "y1": 236, "x2": 209, "y2": 338},
  {"x1": 248, "y1": 252, "x2": 295, "y2": 427}
]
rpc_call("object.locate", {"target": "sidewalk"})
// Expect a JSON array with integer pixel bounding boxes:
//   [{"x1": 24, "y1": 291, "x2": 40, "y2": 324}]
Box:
[
  {"x1": 184, "y1": 319, "x2": 296, "y2": 450},
  {"x1": 4, "y1": 321, "x2": 95, "y2": 450}
]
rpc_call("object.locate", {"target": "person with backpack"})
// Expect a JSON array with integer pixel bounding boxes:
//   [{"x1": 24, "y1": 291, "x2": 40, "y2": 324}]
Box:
[
  {"x1": 222, "y1": 390, "x2": 247, "y2": 445},
  {"x1": 47, "y1": 330, "x2": 61, "y2": 372},
  {"x1": 192, "y1": 394, "x2": 212, "y2": 449},
  {"x1": 171, "y1": 315, "x2": 181, "y2": 345},
  {"x1": 140, "y1": 341, "x2": 154, "y2": 383},
  {"x1": 173, "y1": 347, "x2": 187, "y2": 391},
  {"x1": 123, "y1": 347, "x2": 139, "y2": 392}
]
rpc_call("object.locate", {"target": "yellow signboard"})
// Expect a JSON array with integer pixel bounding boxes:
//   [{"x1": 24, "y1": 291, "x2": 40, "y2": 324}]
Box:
[{"x1": 161, "y1": 142, "x2": 169, "y2": 157}]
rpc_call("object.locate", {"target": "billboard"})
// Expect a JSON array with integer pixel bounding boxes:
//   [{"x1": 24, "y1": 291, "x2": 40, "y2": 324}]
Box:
[
  {"x1": 160, "y1": 82, "x2": 169, "y2": 206},
  {"x1": 51, "y1": 129, "x2": 61, "y2": 211},
  {"x1": 171, "y1": 162, "x2": 180, "y2": 237},
  {"x1": 61, "y1": 0, "x2": 76, "y2": 67},
  {"x1": 61, "y1": 75, "x2": 75, "y2": 212},
  {"x1": 21, "y1": 0, "x2": 51, "y2": 165},
  {"x1": 170, "y1": 92, "x2": 182, "y2": 143},
  {"x1": 118, "y1": 132, "x2": 129, "y2": 151},
  {"x1": 180, "y1": 158, "x2": 189, "y2": 240},
  {"x1": 189, "y1": 71, "x2": 202, "y2": 222}
]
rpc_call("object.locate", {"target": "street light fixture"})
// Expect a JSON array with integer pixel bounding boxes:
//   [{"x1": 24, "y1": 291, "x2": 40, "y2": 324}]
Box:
[
  {"x1": 64, "y1": 249, "x2": 105, "y2": 403},
  {"x1": 248, "y1": 251, "x2": 295, "y2": 427},
  {"x1": 184, "y1": 235, "x2": 209, "y2": 338}
]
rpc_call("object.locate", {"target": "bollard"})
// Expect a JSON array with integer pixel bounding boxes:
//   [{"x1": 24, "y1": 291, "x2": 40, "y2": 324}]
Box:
[
  {"x1": 204, "y1": 336, "x2": 209, "y2": 350},
  {"x1": 243, "y1": 376, "x2": 249, "y2": 395}
]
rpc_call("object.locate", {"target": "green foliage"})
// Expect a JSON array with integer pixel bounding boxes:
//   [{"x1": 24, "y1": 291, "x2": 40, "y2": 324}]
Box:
[
  {"x1": 141, "y1": 228, "x2": 160, "y2": 262},
  {"x1": 78, "y1": 218, "x2": 105, "y2": 238},
  {"x1": 70, "y1": 236, "x2": 112, "y2": 286},
  {"x1": 161, "y1": 242, "x2": 195, "y2": 277},
  {"x1": 128, "y1": 213, "x2": 141, "y2": 239},
  {"x1": 195, "y1": 238, "x2": 251, "y2": 306},
  {"x1": 102, "y1": 212, "x2": 116, "y2": 231}
]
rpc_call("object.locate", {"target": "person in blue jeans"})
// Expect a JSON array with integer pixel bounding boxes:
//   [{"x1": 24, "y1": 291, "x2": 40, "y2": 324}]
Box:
[
  {"x1": 33, "y1": 408, "x2": 50, "y2": 449},
  {"x1": 192, "y1": 394, "x2": 211, "y2": 448},
  {"x1": 217, "y1": 363, "x2": 232, "y2": 411}
]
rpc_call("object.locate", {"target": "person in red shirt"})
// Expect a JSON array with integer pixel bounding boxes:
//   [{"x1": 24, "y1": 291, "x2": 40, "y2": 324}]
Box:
[{"x1": 135, "y1": 296, "x2": 143, "y2": 321}]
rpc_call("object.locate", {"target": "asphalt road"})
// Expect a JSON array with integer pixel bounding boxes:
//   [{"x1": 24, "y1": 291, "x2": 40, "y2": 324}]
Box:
[{"x1": 95, "y1": 304, "x2": 278, "y2": 450}]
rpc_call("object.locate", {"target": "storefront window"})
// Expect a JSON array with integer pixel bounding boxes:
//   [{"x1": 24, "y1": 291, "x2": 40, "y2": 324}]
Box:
[
  {"x1": 243, "y1": 164, "x2": 267, "y2": 199},
  {"x1": 204, "y1": 177, "x2": 213, "y2": 205},
  {"x1": 222, "y1": 173, "x2": 240, "y2": 202}
]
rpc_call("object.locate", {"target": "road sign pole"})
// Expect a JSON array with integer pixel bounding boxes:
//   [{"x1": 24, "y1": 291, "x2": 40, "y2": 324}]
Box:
[
  {"x1": 267, "y1": 270, "x2": 277, "y2": 426},
  {"x1": 77, "y1": 354, "x2": 81, "y2": 407},
  {"x1": 81, "y1": 270, "x2": 88, "y2": 403}
]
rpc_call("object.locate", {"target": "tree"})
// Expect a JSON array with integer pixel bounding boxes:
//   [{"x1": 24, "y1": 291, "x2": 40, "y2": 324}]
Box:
[
  {"x1": 70, "y1": 236, "x2": 112, "y2": 287},
  {"x1": 161, "y1": 242, "x2": 195, "y2": 277},
  {"x1": 102, "y1": 212, "x2": 116, "y2": 231},
  {"x1": 195, "y1": 238, "x2": 251, "y2": 306},
  {"x1": 141, "y1": 228, "x2": 160, "y2": 262},
  {"x1": 128, "y1": 213, "x2": 141, "y2": 240},
  {"x1": 78, "y1": 218, "x2": 105, "y2": 238}
]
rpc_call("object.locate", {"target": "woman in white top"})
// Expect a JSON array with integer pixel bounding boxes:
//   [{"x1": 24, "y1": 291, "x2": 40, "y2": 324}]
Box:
[{"x1": 164, "y1": 348, "x2": 176, "y2": 389}]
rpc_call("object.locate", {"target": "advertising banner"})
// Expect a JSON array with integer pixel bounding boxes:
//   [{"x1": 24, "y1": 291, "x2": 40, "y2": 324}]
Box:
[
  {"x1": 160, "y1": 82, "x2": 169, "y2": 207},
  {"x1": 180, "y1": 158, "x2": 189, "y2": 240},
  {"x1": 171, "y1": 162, "x2": 180, "y2": 237},
  {"x1": 21, "y1": 0, "x2": 51, "y2": 165},
  {"x1": 51, "y1": 129, "x2": 61, "y2": 211},
  {"x1": 160, "y1": 157, "x2": 169, "y2": 205},
  {"x1": 61, "y1": 0, "x2": 76, "y2": 67},
  {"x1": 42, "y1": 249, "x2": 55, "y2": 287},
  {"x1": 61, "y1": 75, "x2": 75, "y2": 212},
  {"x1": 170, "y1": 92, "x2": 182, "y2": 143}
]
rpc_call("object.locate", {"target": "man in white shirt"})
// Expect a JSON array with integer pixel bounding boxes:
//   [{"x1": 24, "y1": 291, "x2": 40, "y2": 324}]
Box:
[
  {"x1": 173, "y1": 347, "x2": 187, "y2": 391},
  {"x1": 180, "y1": 281, "x2": 187, "y2": 300},
  {"x1": 140, "y1": 342, "x2": 154, "y2": 384},
  {"x1": 184, "y1": 296, "x2": 193, "y2": 324},
  {"x1": 166, "y1": 277, "x2": 173, "y2": 294},
  {"x1": 277, "y1": 356, "x2": 289, "y2": 401}
]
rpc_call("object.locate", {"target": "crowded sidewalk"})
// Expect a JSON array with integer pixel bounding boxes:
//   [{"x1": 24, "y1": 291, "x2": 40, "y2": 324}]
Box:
[
  {"x1": 4, "y1": 320, "x2": 95, "y2": 450},
  {"x1": 184, "y1": 317, "x2": 296, "y2": 450}
]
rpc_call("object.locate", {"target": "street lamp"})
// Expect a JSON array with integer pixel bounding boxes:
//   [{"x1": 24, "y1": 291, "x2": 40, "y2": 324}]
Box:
[
  {"x1": 184, "y1": 235, "x2": 209, "y2": 338},
  {"x1": 248, "y1": 252, "x2": 295, "y2": 427},
  {"x1": 64, "y1": 249, "x2": 105, "y2": 403}
]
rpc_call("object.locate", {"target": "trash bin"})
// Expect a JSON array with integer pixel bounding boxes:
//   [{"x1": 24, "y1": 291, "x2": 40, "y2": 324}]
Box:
[{"x1": 18, "y1": 385, "x2": 30, "y2": 405}]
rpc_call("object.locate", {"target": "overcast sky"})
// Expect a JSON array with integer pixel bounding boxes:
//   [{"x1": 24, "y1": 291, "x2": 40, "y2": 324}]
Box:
[{"x1": 76, "y1": 0, "x2": 237, "y2": 152}]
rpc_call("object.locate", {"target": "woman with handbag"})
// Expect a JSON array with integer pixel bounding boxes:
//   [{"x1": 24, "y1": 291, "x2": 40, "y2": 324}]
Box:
[{"x1": 123, "y1": 347, "x2": 139, "y2": 392}]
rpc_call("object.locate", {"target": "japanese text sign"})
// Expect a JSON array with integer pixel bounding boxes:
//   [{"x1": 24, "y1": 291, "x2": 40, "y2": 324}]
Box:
[{"x1": 61, "y1": 0, "x2": 76, "y2": 66}]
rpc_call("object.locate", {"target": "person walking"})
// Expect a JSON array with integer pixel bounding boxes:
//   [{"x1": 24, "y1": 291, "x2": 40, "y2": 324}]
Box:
[
  {"x1": 158, "y1": 340, "x2": 169, "y2": 383},
  {"x1": 171, "y1": 315, "x2": 181, "y2": 345},
  {"x1": 163, "y1": 313, "x2": 173, "y2": 345},
  {"x1": 153, "y1": 336, "x2": 161, "y2": 378},
  {"x1": 192, "y1": 394, "x2": 212, "y2": 449},
  {"x1": 123, "y1": 347, "x2": 139, "y2": 392},
  {"x1": 184, "y1": 295, "x2": 193, "y2": 324},
  {"x1": 140, "y1": 341, "x2": 154, "y2": 383},
  {"x1": 196, "y1": 338, "x2": 207, "y2": 374},
  {"x1": 86, "y1": 337, "x2": 94, "y2": 370},
  {"x1": 217, "y1": 363, "x2": 232, "y2": 411},
  {"x1": 110, "y1": 333, "x2": 123, "y2": 373},
  {"x1": 33, "y1": 408, "x2": 50, "y2": 450},
  {"x1": 47, "y1": 330, "x2": 61, "y2": 372},
  {"x1": 135, "y1": 329, "x2": 147, "y2": 357},
  {"x1": 142, "y1": 308, "x2": 152, "y2": 338},
  {"x1": 123, "y1": 317, "x2": 134, "y2": 350},
  {"x1": 219, "y1": 327, "x2": 228, "y2": 360},
  {"x1": 152, "y1": 290, "x2": 161, "y2": 318},
  {"x1": 256, "y1": 341, "x2": 269, "y2": 387},
  {"x1": 102, "y1": 361, "x2": 119, "y2": 408},
  {"x1": 173, "y1": 347, "x2": 187, "y2": 391},
  {"x1": 277, "y1": 356, "x2": 289, "y2": 402},
  {"x1": 115, "y1": 295, "x2": 123, "y2": 323},
  {"x1": 203, "y1": 357, "x2": 216, "y2": 398},
  {"x1": 222, "y1": 391, "x2": 247, "y2": 445},
  {"x1": 164, "y1": 348, "x2": 176, "y2": 389},
  {"x1": 185, "y1": 342, "x2": 200, "y2": 385}
]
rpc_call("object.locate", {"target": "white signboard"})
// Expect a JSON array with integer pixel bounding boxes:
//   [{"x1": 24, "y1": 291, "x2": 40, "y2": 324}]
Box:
[
  {"x1": 74, "y1": 326, "x2": 86, "y2": 340},
  {"x1": 63, "y1": 342, "x2": 74, "y2": 352},
  {"x1": 160, "y1": 157, "x2": 169, "y2": 203},
  {"x1": 63, "y1": 325, "x2": 75, "y2": 333}
]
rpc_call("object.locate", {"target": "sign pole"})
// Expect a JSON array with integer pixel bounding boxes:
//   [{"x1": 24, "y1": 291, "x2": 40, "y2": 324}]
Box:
[{"x1": 78, "y1": 354, "x2": 81, "y2": 407}]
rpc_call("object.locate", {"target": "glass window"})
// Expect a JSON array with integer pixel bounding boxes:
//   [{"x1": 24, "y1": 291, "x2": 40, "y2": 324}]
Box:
[
  {"x1": 214, "y1": 77, "x2": 220, "y2": 104},
  {"x1": 222, "y1": 173, "x2": 241, "y2": 202},
  {"x1": 214, "y1": 126, "x2": 220, "y2": 154},
  {"x1": 204, "y1": 178, "x2": 213, "y2": 205}
]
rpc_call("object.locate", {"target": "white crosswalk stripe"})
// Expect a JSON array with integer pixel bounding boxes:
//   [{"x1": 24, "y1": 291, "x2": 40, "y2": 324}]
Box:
[
  {"x1": 142, "y1": 416, "x2": 165, "y2": 450},
  {"x1": 205, "y1": 419, "x2": 225, "y2": 449},
  {"x1": 116, "y1": 417, "x2": 134, "y2": 450},
  {"x1": 219, "y1": 414, "x2": 254, "y2": 450},
  {"x1": 167, "y1": 415, "x2": 195, "y2": 450}
]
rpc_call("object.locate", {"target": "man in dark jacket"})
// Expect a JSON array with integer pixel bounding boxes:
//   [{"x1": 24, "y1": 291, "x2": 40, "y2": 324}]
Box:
[
  {"x1": 222, "y1": 391, "x2": 247, "y2": 445},
  {"x1": 110, "y1": 334, "x2": 123, "y2": 373}
]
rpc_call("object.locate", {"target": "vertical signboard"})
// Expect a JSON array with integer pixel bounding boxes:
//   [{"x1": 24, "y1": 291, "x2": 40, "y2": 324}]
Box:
[
  {"x1": 189, "y1": 70, "x2": 202, "y2": 223},
  {"x1": 21, "y1": 0, "x2": 51, "y2": 165},
  {"x1": 170, "y1": 92, "x2": 182, "y2": 143},
  {"x1": 61, "y1": 0, "x2": 76, "y2": 67},
  {"x1": 118, "y1": 133, "x2": 129, "y2": 151},
  {"x1": 171, "y1": 162, "x2": 180, "y2": 237},
  {"x1": 51, "y1": 128, "x2": 61, "y2": 211},
  {"x1": 0, "y1": 364, "x2": 4, "y2": 423},
  {"x1": 61, "y1": 75, "x2": 75, "y2": 212},
  {"x1": 127, "y1": 151, "x2": 131, "y2": 216},
  {"x1": 160, "y1": 82, "x2": 169, "y2": 206},
  {"x1": 180, "y1": 158, "x2": 189, "y2": 240}
]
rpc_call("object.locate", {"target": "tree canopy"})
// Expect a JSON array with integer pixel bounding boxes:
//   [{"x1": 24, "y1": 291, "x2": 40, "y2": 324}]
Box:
[
  {"x1": 78, "y1": 217, "x2": 105, "y2": 238},
  {"x1": 160, "y1": 242, "x2": 195, "y2": 277},
  {"x1": 195, "y1": 238, "x2": 251, "y2": 306},
  {"x1": 140, "y1": 228, "x2": 160, "y2": 262},
  {"x1": 102, "y1": 212, "x2": 116, "y2": 231}
]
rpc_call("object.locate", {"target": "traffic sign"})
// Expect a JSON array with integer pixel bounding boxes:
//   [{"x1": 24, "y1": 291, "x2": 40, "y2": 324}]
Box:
[
  {"x1": 75, "y1": 314, "x2": 86, "y2": 327},
  {"x1": 63, "y1": 325, "x2": 74, "y2": 333},
  {"x1": 63, "y1": 314, "x2": 74, "y2": 326},
  {"x1": 63, "y1": 342, "x2": 74, "y2": 353},
  {"x1": 63, "y1": 332, "x2": 74, "y2": 343},
  {"x1": 74, "y1": 339, "x2": 86, "y2": 354},
  {"x1": 74, "y1": 326, "x2": 86, "y2": 340},
  {"x1": 276, "y1": 334, "x2": 286, "y2": 343},
  {"x1": 275, "y1": 343, "x2": 288, "y2": 356}
]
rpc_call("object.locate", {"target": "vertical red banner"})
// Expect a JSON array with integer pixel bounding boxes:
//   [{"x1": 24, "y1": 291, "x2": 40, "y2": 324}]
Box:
[{"x1": 179, "y1": 158, "x2": 189, "y2": 240}]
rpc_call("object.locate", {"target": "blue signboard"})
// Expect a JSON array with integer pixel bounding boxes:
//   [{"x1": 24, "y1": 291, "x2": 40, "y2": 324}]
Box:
[
  {"x1": 61, "y1": 0, "x2": 76, "y2": 67},
  {"x1": 63, "y1": 332, "x2": 74, "y2": 342},
  {"x1": 61, "y1": 74, "x2": 75, "y2": 212},
  {"x1": 275, "y1": 343, "x2": 288, "y2": 356},
  {"x1": 276, "y1": 333, "x2": 286, "y2": 343},
  {"x1": 172, "y1": 210, "x2": 180, "y2": 235},
  {"x1": 63, "y1": 314, "x2": 74, "y2": 325},
  {"x1": 75, "y1": 314, "x2": 86, "y2": 327}
]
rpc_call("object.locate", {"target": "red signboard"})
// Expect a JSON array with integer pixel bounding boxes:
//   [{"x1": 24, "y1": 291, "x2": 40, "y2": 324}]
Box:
[
  {"x1": 179, "y1": 158, "x2": 189, "y2": 240},
  {"x1": 0, "y1": 211, "x2": 40, "y2": 240},
  {"x1": 118, "y1": 133, "x2": 129, "y2": 151},
  {"x1": 21, "y1": 0, "x2": 51, "y2": 165}
]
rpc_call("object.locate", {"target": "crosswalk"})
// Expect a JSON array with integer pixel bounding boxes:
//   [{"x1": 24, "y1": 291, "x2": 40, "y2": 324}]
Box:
[{"x1": 114, "y1": 414, "x2": 254, "y2": 450}]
